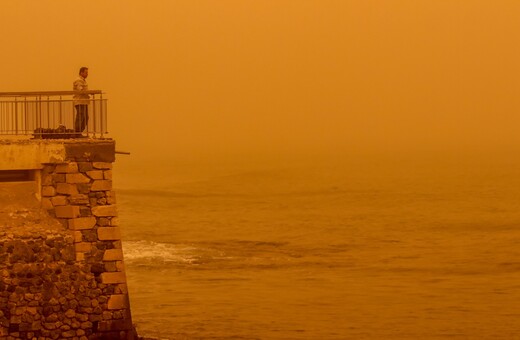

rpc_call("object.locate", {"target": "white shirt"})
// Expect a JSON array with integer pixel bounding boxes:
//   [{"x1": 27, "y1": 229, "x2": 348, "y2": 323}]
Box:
[{"x1": 73, "y1": 76, "x2": 90, "y2": 105}]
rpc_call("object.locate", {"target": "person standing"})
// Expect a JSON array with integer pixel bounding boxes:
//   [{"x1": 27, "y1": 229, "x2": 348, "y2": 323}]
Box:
[{"x1": 73, "y1": 67, "x2": 90, "y2": 134}]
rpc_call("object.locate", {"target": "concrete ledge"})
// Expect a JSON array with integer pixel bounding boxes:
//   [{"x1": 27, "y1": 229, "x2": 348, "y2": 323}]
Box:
[
  {"x1": 0, "y1": 139, "x2": 115, "y2": 171},
  {"x1": 64, "y1": 142, "x2": 115, "y2": 162},
  {"x1": 0, "y1": 142, "x2": 65, "y2": 170}
]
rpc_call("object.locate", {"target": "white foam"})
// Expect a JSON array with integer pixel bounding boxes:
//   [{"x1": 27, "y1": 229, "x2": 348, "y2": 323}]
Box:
[{"x1": 122, "y1": 240, "x2": 198, "y2": 264}]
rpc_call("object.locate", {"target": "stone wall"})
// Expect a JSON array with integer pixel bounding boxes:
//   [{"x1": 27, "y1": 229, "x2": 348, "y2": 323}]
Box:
[
  {"x1": 0, "y1": 231, "x2": 119, "y2": 339},
  {"x1": 0, "y1": 140, "x2": 135, "y2": 340}
]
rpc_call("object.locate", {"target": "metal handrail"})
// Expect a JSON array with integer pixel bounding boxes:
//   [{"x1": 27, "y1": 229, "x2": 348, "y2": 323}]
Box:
[
  {"x1": 0, "y1": 90, "x2": 103, "y2": 97},
  {"x1": 0, "y1": 90, "x2": 108, "y2": 139}
]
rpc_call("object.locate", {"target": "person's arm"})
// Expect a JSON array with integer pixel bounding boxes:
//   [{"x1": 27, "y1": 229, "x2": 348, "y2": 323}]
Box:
[{"x1": 73, "y1": 79, "x2": 86, "y2": 92}]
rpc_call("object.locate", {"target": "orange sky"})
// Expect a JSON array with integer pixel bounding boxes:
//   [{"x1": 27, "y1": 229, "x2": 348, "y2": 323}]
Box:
[{"x1": 1, "y1": 1, "x2": 519, "y2": 161}]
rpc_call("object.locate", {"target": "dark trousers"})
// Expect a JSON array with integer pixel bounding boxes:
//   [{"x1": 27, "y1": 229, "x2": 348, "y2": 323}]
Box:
[{"x1": 74, "y1": 105, "x2": 89, "y2": 133}]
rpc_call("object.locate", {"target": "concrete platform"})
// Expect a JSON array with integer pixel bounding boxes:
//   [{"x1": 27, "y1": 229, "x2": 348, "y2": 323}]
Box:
[{"x1": 0, "y1": 138, "x2": 115, "y2": 170}]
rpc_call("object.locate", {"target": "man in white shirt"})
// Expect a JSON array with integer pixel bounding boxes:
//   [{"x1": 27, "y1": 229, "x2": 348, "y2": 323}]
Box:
[{"x1": 73, "y1": 67, "x2": 90, "y2": 134}]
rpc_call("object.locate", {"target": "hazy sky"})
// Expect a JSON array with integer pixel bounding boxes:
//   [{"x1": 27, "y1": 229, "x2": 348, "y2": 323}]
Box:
[{"x1": 1, "y1": 1, "x2": 519, "y2": 161}]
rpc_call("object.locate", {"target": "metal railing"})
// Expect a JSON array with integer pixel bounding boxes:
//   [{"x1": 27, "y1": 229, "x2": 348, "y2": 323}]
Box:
[{"x1": 0, "y1": 90, "x2": 108, "y2": 139}]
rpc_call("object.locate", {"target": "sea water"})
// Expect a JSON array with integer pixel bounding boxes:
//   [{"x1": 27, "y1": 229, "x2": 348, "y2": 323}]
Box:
[{"x1": 114, "y1": 153, "x2": 520, "y2": 339}]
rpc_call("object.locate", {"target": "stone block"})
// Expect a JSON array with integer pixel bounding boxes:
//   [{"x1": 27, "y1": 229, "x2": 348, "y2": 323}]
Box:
[
  {"x1": 55, "y1": 162, "x2": 78, "y2": 173},
  {"x1": 76, "y1": 252, "x2": 85, "y2": 261},
  {"x1": 106, "y1": 191, "x2": 117, "y2": 204},
  {"x1": 75, "y1": 242, "x2": 92, "y2": 253},
  {"x1": 26, "y1": 307, "x2": 37, "y2": 315},
  {"x1": 51, "y1": 195, "x2": 68, "y2": 206},
  {"x1": 74, "y1": 231, "x2": 83, "y2": 243},
  {"x1": 92, "y1": 205, "x2": 118, "y2": 217},
  {"x1": 103, "y1": 249, "x2": 124, "y2": 261},
  {"x1": 56, "y1": 183, "x2": 79, "y2": 195},
  {"x1": 98, "y1": 217, "x2": 110, "y2": 226},
  {"x1": 62, "y1": 330, "x2": 75, "y2": 337},
  {"x1": 82, "y1": 229, "x2": 97, "y2": 242},
  {"x1": 77, "y1": 162, "x2": 93, "y2": 172},
  {"x1": 41, "y1": 198, "x2": 53, "y2": 210},
  {"x1": 66, "y1": 173, "x2": 91, "y2": 184},
  {"x1": 69, "y1": 194, "x2": 89, "y2": 205},
  {"x1": 80, "y1": 321, "x2": 93, "y2": 329},
  {"x1": 104, "y1": 170, "x2": 113, "y2": 180},
  {"x1": 31, "y1": 321, "x2": 42, "y2": 331},
  {"x1": 97, "y1": 227, "x2": 121, "y2": 240},
  {"x1": 100, "y1": 272, "x2": 127, "y2": 284},
  {"x1": 41, "y1": 186, "x2": 56, "y2": 197},
  {"x1": 107, "y1": 294, "x2": 129, "y2": 310},
  {"x1": 92, "y1": 162, "x2": 112, "y2": 170},
  {"x1": 61, "y1": 245, "x2": 76, "y2": 262},
  {"x1": 68, "y1": 217, "x2": 96, "y2": 230},
  {"x1": 80, "y1": 207, "x2": 91, "y2": 216},
  {"x1": 86, "y1": 170, "x2": 104, "y2": 180},
  {"x1": 105, "y1": 262, "x2": 117, "y2": 272},
  {"x1": 57, "y1": 218, "x2": 68, "y2": 228},
  {"x1": 116, "y1": 261, "x2": 125, "y2": 272},
  {"x1": 91, "y1": 180, "x2": 112, "y2": 191},
  {"x1": 19, "y1": 323, "x2": 32, "y2": 332},
  {"x1": 116, "y1": 284, "x2": 128, "y2": 294},
  {"x1": 77, "y1": 183, "x2": 91, "y2": 194},
  {"x1": 42, "y1": 174, "x2": 53, "y2": 186},
  {"x1": 55, "y1": 206, "x2": 80, "y2": 218},
  {"x1": 97, "y1": 320, "x2": 132, "y2": 333},
  {"x1": 52, "y1": 173, "x2": 66, "y2": 183}
]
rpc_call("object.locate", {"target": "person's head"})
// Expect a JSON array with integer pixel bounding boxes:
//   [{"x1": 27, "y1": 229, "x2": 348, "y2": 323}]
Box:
[{"x1": 79, "y1": 67, "x2": 89, "y2": 78}]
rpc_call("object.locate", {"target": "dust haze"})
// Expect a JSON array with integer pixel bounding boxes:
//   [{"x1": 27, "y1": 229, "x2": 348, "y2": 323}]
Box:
[{"x1": 1, "y1": 1, "x2": 519, "y2": 164}]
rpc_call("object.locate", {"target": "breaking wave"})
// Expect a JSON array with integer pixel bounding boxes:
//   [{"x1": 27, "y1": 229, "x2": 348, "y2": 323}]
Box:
[{"x1": 122, "y1": 240, "x2": 199, "y2": 264}]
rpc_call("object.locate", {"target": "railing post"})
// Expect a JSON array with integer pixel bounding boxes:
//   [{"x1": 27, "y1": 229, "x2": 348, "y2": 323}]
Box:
[
  {"x1": 100, "y1": 93, "x2": 104, "y2": 139},
  {"x1": 14, "y1": 97, "x2": 18, "y2": 135},
  {"x1": 23, "y1": 96, "x2": 27, "y2": 135},
  {"x1": 38, "y1": 95, "x2": 42, "y2": 134},
  {"x1": 59, "y1": 95, "x2": 62, "y2": 125},
  {"x1": 72, "y1": 97, "x2": 75, "y2": 136},
  {"x1": 91, "y1": 94, "x2": 96, "y2": 138},
  {"x1": 47, "y1": 96, "x2": 50, "y2": 131}
]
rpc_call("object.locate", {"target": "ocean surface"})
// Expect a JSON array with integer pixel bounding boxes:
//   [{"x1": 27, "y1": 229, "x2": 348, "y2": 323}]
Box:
[{"x1": 113, "y1": 153, "x2": 520, "y2": 339}]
